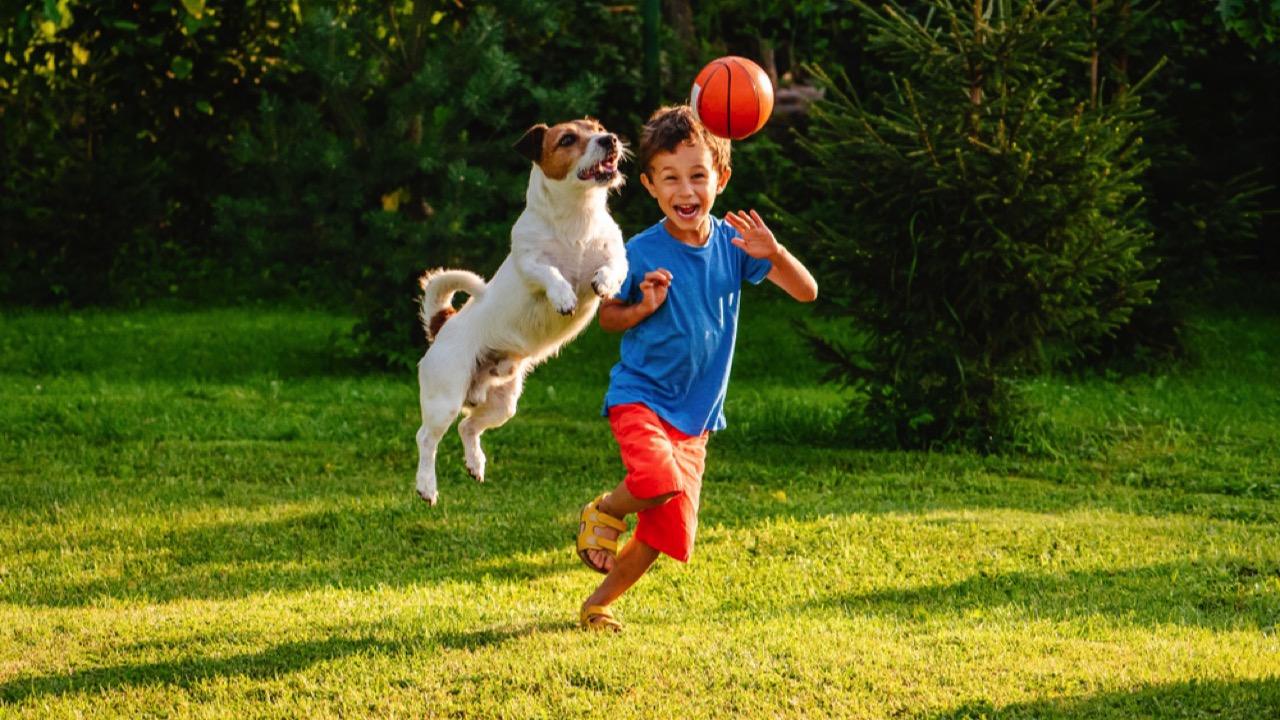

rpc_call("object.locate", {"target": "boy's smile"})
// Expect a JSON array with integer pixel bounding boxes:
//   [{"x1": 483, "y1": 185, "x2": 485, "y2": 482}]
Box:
[{"x1": 640, "y1": 140, "x2": 731, "y2": 246}]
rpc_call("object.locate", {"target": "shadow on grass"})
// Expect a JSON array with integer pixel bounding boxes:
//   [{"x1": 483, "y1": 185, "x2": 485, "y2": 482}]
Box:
[
  {"x1": 0, "y1": 622, "x2": 556, "y2": 705},
  {"x1": 10, "y1": 442, "x2": 1279, "y2": 612},
  {"x1": 0, "y1": 308, "x2": 374, "y2": 382},
  {"x1": 932, "y1": 675, "x2": 1280, "y2": 720},
  {"x1": 703, "y1": 442, "x2": 1279, "y2": 526},
  {"x1": 3, "y1": 494, "x2": 578, "y2": 608},
  {"x1": 0, "y1": 636, "x2": 395, "y2": 704},
  {"x1": 803, "y1": 559, "x2": 1280, "y2": 633}
]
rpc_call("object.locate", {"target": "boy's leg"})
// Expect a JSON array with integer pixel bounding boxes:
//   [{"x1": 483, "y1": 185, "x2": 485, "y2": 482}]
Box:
[
  {"x1": 581, "y1": 536, "x2": 662, "y2": 629},
  {"x1": 581, "y1": 481, "x2": 676, "y2": 573},
  {"x1": 601, "y1": 482, "x2": 677, "y2": 517}
]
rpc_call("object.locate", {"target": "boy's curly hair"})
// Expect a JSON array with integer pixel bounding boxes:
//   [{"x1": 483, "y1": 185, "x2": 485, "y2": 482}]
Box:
[{"x1": 637, "y1": 105, "x2": 732, "y2": 179}]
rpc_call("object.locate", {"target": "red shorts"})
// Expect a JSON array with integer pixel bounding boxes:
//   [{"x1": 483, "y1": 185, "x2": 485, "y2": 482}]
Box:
[{"x1": 608, "y1": 403, "x2": 709, "y2": 563}]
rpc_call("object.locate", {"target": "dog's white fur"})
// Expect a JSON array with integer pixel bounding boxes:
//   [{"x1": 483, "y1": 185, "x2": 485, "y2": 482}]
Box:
[{"x1": 414, "y1": 119, "x2": 627, "y2": 504}]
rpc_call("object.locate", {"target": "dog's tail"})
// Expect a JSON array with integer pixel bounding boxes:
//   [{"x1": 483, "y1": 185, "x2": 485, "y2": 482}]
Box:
[{"x1": 419, "y1": 269, "x2": 486, "y2": 342}]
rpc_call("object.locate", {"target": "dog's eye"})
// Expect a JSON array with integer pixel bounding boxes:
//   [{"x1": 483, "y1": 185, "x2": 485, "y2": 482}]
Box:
[{"x1": 558, "y1": 134, "x2": 578, "y2": 147}]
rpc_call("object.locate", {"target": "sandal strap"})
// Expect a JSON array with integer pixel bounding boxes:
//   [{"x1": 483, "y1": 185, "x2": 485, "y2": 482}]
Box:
[
  {"x1": 583, "y1": 495, "x2": 627, "y2": 532},
  {"x1": 580, "y1": 531, "x2": 619, "y2": 553},
  {"x1": 581, "y1": 604, "x2": 622, "y2": 631},
  {"x1": 576, "y1": 493, "x2": 628, "y2": 573}
]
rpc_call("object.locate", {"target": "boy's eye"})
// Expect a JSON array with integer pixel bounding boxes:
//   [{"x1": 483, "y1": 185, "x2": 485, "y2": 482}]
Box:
[{"x1": 558, "y1": 134, "x2": 578, "y2": 147}]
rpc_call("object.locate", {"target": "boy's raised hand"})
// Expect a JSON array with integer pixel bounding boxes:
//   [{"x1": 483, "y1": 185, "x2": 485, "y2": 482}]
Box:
[
  {"x1": 637, "y1": 268, "x2": 673, "y2": 314},
  {"x1": 727, "y1": 210, "x2": 781, "y2": 259}
]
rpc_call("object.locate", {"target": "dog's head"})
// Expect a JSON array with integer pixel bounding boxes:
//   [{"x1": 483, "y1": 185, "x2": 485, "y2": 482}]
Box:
[{"x1": 514, "y1": 118, "x2": 625, "y2": 191}]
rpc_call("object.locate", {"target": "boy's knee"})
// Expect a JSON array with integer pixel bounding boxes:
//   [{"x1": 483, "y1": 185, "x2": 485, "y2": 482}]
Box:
[{"x1": 602, "y1": 487, "x2": 677, "y2": 517}]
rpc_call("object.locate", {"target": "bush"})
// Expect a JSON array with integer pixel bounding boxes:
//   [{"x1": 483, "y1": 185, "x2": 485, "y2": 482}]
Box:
[
  {"x1": 214, "y1": 1, "x2": 649, "y2": 368},
  {"x1": 780, "y1": 0, "x2": 1158, "y2": 448},
  {"x1": 0, "y1": 1, "x2": 293, "y2": 305}
]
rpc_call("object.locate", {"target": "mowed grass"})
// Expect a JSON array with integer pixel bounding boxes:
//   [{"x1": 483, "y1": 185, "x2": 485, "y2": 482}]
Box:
[{"x1": 0, "y1": 299, "x2": 1277, "y2": 719}]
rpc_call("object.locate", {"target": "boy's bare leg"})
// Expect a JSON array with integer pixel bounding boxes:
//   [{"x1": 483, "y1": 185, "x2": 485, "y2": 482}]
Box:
[
  {"x1": 582, "y1": 536, "x2": 661, "y2": 625},
  {"x1": 583, "y1": 480, "x2": 675, "y2": 573}
]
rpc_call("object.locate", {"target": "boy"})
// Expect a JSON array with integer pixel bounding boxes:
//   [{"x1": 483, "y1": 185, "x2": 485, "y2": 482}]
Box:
[{"x1": 574, "y1": 105, "x2": 819, "y2": 631}]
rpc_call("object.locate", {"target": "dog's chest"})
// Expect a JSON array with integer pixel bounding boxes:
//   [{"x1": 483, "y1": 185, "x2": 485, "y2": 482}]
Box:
[{"x1": 531, "y1": 217, "x2": 618, "y2": 284}]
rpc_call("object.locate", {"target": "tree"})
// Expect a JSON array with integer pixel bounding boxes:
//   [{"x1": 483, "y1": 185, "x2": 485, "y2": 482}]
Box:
[
  {"x1": 1218, "y1": 0, "x2": 1280, "y2": 58},
  {"x1": 782, "y1": 0, "x2": 1158, "y2": 448},
  {"x1": 213, "y1": 1, "x2": 649, "y2": 367},
  {"x1": 0, "y1": 0, "x2": 296, "y2": 304}
]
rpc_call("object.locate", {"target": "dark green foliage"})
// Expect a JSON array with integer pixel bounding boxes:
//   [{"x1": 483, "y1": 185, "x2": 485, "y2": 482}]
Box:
[
  {"x1": 1218, "y1": 0, "x2": 1280, "y2": 58},
  {"x1": 1079, "y1": 2, "x2": 1279, "y2": 368},
  {"x1": 782, "y1": 1, "x2": 1158, "y2": 448},
  {"x1": 4, "y1": 0, "x2": 1279, "y2": 382},
  {"x1": 0, "y1": 1, "x2": 295, "y2": 304},
  {"x1": 213, "y1": 1, "x2": 648, "y2": 368}
]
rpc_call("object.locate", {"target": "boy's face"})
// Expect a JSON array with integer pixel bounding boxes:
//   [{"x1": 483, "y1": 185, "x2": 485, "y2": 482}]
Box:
[{"x1": 640, "y1": 140, "x2": 731, "y2": 244}]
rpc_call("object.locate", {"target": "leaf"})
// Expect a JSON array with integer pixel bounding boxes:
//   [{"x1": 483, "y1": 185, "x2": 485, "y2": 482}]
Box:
[
  {"x1": 170, "y1": 55, "x2": 194, "y2": 79},
  {"x1": 180, "y1": 0, "x2": 204, "y2": 17}
]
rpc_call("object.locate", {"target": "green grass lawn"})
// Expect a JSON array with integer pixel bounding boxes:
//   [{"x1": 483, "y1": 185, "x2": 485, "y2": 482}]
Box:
[{"x1": 1, "y1": 300, "x2": 1277, "y2": 718}]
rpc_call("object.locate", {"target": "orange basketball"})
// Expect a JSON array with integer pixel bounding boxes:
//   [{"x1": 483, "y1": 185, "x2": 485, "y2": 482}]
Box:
[{"x1": 691, "y1": 56, "x2": 774, "y2": 140}]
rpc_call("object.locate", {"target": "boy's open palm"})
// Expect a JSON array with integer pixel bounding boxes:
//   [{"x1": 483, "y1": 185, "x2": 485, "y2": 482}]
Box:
[{"x1": 727, "y1": 210, "x2": 780, "y2": 259}]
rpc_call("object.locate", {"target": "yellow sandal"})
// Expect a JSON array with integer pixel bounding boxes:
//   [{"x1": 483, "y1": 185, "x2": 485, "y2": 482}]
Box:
[
  {"x1": 580, "y1": 604, "x2": 623, "y2": 633},
  {"x1": 576, "y1": 493, "x2": 627, "y2": 574}
]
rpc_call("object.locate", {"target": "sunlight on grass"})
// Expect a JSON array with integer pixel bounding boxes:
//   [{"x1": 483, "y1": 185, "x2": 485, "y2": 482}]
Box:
[{"x1": 2, "y1": 305, "x2": 1277, "y2": 717}]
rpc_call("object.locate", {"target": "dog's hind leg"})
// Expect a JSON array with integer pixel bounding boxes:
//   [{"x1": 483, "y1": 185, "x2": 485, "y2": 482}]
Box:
[
  {"x1": 458, "y1": 368, "x2": 525, "y2": 483},
  {"x1": 415, "y1": 352, "x2": 471, "y2": 505}
]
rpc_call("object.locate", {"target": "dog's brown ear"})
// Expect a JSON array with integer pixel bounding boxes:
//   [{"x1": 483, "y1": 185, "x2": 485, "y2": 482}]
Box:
[{"x1": 515, "y1": 124, "x2": 548, "y2": 164}]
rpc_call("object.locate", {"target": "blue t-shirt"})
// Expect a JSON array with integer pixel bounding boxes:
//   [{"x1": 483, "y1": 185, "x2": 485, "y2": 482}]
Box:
[{"x1": 603, "y1": 216, "x2": 773, "y2": 436}]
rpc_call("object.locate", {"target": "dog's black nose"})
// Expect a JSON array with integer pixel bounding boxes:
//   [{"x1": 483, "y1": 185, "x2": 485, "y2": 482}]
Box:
[{"x1": 598, "y1": 135, "x2": 617, "y2": 151}]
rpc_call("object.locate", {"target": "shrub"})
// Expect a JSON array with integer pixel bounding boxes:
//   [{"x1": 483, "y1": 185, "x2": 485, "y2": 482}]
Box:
[
  {"x1": 0, "y1": 1, "x2": 293, "y2": 305},
  {"x1": 214, "y1": 1, "x2": 648, "y2": 368},
  {"x1": 780, "y1": 0, "x2": 1158, "y2": 448}
]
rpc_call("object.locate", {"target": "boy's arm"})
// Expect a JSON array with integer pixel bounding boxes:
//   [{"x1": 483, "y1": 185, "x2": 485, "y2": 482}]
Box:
[
  {"x1": 763, "y1": 246, "x2": 819, "y2": 303},
  {"x1": 598, "y1": 269, "x2": 673, "y2": 332},
  {"x1": 726, "y1": 210, "x2": 818, "y2": 303}
]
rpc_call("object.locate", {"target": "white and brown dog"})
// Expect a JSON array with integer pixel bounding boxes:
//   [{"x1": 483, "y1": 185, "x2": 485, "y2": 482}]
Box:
[{"x1": 414, "y1": 119, "x2": 627, "y2": 504}]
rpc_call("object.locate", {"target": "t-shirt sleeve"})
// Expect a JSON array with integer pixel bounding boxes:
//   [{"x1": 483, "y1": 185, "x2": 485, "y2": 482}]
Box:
[
  {"x1": 743, "y1": 252, "x2": 772, "y2": 285},
  {"x1": 615, "y1": 242, "x2": 645, "y2": 302}
]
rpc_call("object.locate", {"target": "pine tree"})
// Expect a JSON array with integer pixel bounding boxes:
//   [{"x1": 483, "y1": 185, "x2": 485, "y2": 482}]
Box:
[{"x1": 785, "y1": 0, "x2": 1159, "y2": 448}]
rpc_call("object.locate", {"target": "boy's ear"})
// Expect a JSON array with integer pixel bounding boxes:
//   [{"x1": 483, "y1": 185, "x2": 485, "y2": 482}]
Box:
[
  {"x1": 716, "y1": 168, "x2": 732, "y2": 194},
  {"x1": 639, "y1": 171, "x2": 658, "y2": 198},
  {"x1": 514, "y1": 124, "x2": 549, "y2": 163}
]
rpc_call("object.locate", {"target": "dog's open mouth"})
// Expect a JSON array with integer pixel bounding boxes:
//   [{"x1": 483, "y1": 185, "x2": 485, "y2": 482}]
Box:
[{"x1": 579, "y1": 154, "x2": 620, "y2": 182}]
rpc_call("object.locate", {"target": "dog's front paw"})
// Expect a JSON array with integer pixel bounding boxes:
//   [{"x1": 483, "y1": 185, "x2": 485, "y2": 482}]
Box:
[
  {"x1": 591, "y1": 268, "x2": 623, "y2": 300},
  {"x1": 547, "y1": 283, "x2": 578, "y2": 315}
]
